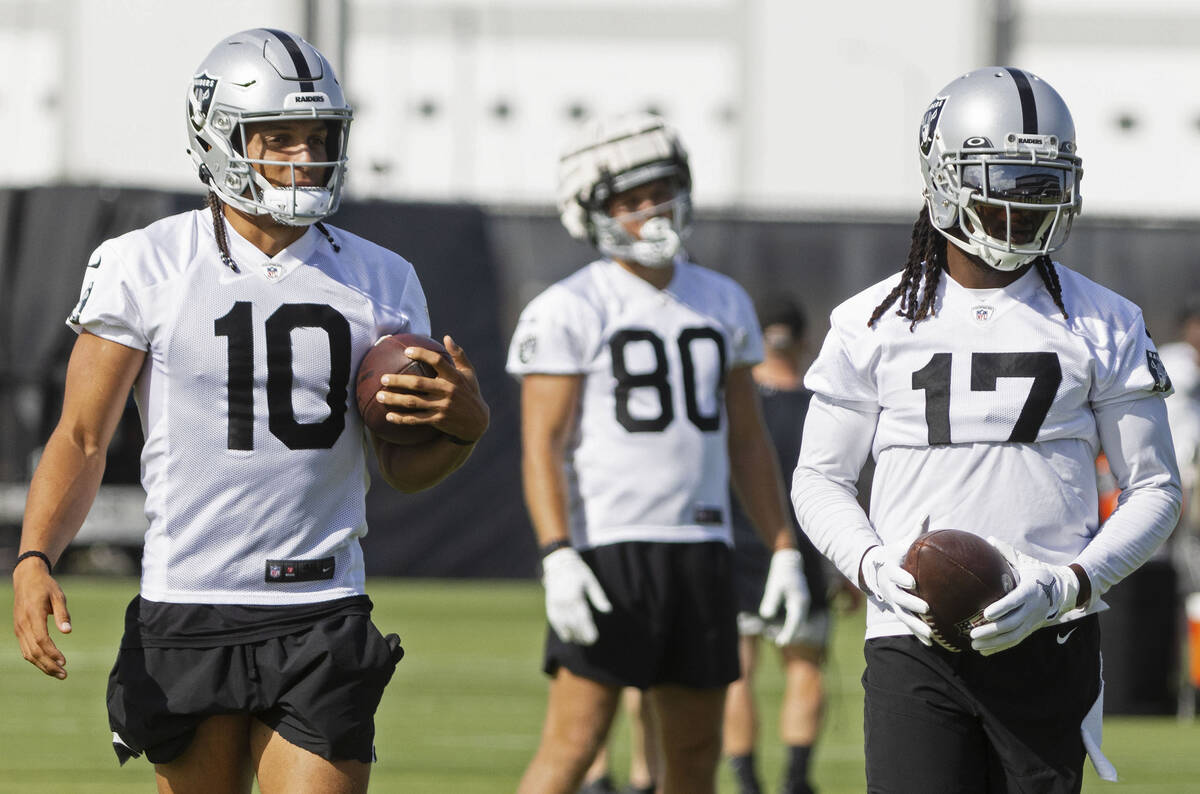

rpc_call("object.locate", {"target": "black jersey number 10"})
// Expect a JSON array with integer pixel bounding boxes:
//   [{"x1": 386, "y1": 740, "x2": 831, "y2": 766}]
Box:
[
  {"x1": 609, "y1": 327, "x2": 727, "y2": 433},
  {"x1": 215, "y1": 301, "x2": 352, "y2": 450},
  {"x1": 911, "y1": 351, "x2": 1062, "y2": 445}
]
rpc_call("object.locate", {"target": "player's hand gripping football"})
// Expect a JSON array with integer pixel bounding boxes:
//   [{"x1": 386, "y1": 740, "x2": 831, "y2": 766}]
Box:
[
  {"x1": 969, "y1": 538, "x2": 1079, "y2": 656},
  {"x1": 859, "y1": 541, "x2": 933, "y2": 646},
  {"x1": 12, "y1": 559, "x2": 72, "y2": 679},
  {"x1": 375, "y1": 335, "x2": 489, "y2": 445},
  {"x1": 758, "y1": 548, "x2": 811, "y2": 646},
  {"x1": 541, "y1": 547, "x2": 612, "y2": 645}
]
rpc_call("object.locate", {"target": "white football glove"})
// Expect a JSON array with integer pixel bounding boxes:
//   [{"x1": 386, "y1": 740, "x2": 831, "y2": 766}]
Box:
[
  {"x1": 969, "y1": 537, "x2": 1080, "y2": 656},
  {"x1": 541, "y1": 547, "x2": 612, "y2": 646},
  {"x1": 859, "y1": 543, "x2": 933, "y2": 646},
  {"x1": 758, "y1": 548, "x2": 811, "y2": 646}
]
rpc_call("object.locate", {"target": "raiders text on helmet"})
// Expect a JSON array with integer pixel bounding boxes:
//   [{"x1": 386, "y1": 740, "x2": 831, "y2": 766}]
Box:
[
  {"x1": 187, "y1": 28, "x2": 353, "y2": 226},
  {"x1": 557, "y1": 113, "x2": 692, "y2": 268},
  {"x1": 919, "y1": 67, "x2": 1083, "y2": 271}
]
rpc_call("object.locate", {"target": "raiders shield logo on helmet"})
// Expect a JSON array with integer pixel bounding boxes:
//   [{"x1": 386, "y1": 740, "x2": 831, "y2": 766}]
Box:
[
  {"x1": 189, "y1": 72, "x2": 219, "y2": 132},
  {"x1": 919, "y1": 97, "x2": 946, "y2": 156}
]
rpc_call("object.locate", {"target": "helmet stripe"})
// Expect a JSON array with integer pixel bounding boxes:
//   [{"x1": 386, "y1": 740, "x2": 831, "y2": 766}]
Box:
[
  {"x1": 1004, "y1": 67, "x2": 1038, "y2": 134},
  {"x1": 263, "y1": 28, "x2": 316, "y2": 93}
]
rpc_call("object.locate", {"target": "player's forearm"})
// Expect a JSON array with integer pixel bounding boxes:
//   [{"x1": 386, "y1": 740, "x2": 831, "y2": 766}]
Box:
[
  {"x1": 521, "y1": 446, "x2": 572, "y2": 546},
  {"x1": 728, "y1": 436, "x2": 795, "y2": 551},
  {"x1": 19, "y1": 428, "x2": 109, "y2": 563},
  {"x1": 1074, "y1": 396, "x2": 1181, "y2": 602},
  {"x1": 791, "y1": 394, "x2": 881, "y2": 583}
]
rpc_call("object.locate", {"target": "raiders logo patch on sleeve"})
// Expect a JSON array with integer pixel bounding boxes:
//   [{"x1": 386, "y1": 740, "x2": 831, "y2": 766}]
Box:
[
  {"x1": 518, "y1": 334, "x2": 537, "y2": 363},
  {"x1": 1146, "y1": 350, "x2": 1172, "y2": 393}
]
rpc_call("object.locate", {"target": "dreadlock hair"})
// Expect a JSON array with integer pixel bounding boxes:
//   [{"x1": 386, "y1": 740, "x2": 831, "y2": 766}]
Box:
[
  {"x1": 206, "y1": 191, "x2": 240, "y2": 273},
  {"x1": 868, "y1": 207, "x2": 1068, "y2": 330}
]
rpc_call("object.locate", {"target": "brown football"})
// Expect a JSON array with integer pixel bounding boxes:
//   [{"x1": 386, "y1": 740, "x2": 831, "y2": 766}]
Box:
[
  {"x1": 902, "y1": 529, "x2": 1017, "y2": 652},
  {"x1": 355, "y1": 333, "x2": 451, "y2": 445}
]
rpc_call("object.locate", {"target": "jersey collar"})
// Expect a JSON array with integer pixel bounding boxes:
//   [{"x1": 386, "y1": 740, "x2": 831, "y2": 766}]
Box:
[{"x1": 219, "y1": 216, "x2": 320, "y2": 283}]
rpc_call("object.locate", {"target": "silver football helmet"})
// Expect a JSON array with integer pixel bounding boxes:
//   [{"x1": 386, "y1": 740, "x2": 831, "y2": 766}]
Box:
[
  {"x1": 919, "y1": 67, "x2": 1082, "y2": 271},
  {"x1": 186, "y1": 28, "x2": 353, "y2": 226},
  {"x1": 557, "y1": 112, "x2": 692, "y2": 267}
]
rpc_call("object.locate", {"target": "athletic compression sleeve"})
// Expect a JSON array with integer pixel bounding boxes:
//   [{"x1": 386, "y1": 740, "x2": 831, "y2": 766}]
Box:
[
  {"x1": 791, "y1": 394, "x2": 881, "y2": 584},
  {"x1": 1072, "y1": 395, "x2": 1182, "y2": 605}
]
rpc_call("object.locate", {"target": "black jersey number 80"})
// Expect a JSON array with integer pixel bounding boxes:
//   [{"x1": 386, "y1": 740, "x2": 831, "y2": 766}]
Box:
[
  {"x1": 911, "y1": 351, "x2": 1062, "y2": 445},
  {"x1": 609, "y1": 327, "x2": 727, "y2": 433}
]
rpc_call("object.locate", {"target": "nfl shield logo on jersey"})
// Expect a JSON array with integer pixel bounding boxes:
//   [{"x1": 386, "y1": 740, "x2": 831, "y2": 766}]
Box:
[
  {"x1": 268, "y1": 564, "x2": 282, "y2": 580},
  {"x1": 972, "y1": 304, "x2": 995, "y2": 324},
  {"x1": 189, "y1": 72, "x2": 218, "y2": 132}
]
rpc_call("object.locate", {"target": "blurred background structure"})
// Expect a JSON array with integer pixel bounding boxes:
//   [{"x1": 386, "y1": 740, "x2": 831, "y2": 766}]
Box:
[{"x1": 1, "y1": 0, "x2": 1198, "y2": 709}]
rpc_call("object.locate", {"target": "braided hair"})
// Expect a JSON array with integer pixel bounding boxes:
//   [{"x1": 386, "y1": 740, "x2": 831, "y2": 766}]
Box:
[
  {"x1": 868, "y1": 208, "x2": 1068, "y2": 330},
  {"x1": 205, "y1": 192, "x2": 342, "y2": 272},
  {"x1": 207, "y1": 191, "x2": 240, "y2": 272}
]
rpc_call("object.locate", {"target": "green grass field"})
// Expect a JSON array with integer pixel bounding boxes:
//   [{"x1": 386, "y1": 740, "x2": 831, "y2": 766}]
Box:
[{"x1": 3, "y1": 577, "x2": 1200, "y2": 792}]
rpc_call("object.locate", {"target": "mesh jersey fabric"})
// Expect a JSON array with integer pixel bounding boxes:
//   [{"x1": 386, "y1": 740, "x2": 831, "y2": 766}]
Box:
[
  {"x1": 506, "y1": 258, "x2": 763, "y2": 548},
  {"x1": 68, "y1": 209, "x2": 429, "y2": 604}
]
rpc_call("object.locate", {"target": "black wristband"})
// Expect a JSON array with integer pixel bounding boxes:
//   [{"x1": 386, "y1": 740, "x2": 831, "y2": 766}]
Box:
[
  {"x1": 15, "y1": 550, "x2": 53, "y2": 575},
  {"x1": 539, "y1": 539, "x2": 572, "y2": 559}
]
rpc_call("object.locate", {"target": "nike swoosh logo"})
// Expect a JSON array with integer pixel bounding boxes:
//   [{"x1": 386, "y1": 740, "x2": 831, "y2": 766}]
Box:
[{"x1": 1056, "y1": 627, "x2": 1078, "y2": 645}]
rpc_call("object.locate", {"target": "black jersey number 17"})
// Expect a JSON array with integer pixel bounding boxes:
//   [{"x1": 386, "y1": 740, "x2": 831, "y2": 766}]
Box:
[{"x1": 911, "y1": 351, "x2": 1062, "y2": 445}]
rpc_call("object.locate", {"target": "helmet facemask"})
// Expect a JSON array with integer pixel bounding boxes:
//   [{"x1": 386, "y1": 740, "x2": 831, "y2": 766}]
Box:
[
  {"x1": 587, "y1": 165, "x2": 691, "y2": 268},
  {"x1": 220, "y1": 117, "x2": 351, "y2": 227},
  {"x1": 935, "y1": 145, "x2": 1080, "y2": 271}
]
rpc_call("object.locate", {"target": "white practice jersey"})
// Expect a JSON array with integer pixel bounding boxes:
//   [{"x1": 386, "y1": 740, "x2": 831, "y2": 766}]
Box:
[
  {"x1": 68, "y1": 209, "x2": 429, "y2": 605},
  {"x1": 796, "y1": 263, "x2": 1179, "y2": 639},
  {"x1": 506, "y1": 258, "x2": 763, "y2": 548}
]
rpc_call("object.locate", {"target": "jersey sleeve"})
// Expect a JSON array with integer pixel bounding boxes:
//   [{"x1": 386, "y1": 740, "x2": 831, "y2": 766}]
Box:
[
  {"x1": 506, "y1": 286, "x2": 596, "y2": 376},
  {"x1": 376, "y1": 265, "x2": 431, "y2": 338},
  {"x1": 803, "y1": 303, "x2": 879, "y2": 407},
  {"x1": 1091, "y1": 313, "x2": 1174, "y2": 407},
  {"x1": 728, "y1": 282, "x2": 765, "y2": 369},
  {"x1": 66, "y1": 242, "x2": 150, "y2": 350}
]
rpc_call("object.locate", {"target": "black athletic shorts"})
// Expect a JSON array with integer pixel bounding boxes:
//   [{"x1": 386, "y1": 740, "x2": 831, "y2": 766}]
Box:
[
  {"x1": 107, "y1": 595, "x2": 403, "y2": 765},
  {"x1": 862, "y1": 614, "x2": 1101, "y2": 794},
  {"x1": 544, "y1": 540, "x2": 739, "y2": 690}
]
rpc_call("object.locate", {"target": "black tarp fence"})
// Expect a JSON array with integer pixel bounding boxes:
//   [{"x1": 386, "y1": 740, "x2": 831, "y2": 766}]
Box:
[{"x1": 1, "y1": 186, "x2": 1198, "y2": 580}]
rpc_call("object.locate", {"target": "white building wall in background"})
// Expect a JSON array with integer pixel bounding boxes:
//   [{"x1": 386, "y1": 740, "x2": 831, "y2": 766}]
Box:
[
  {"x1": 1014, "y1": 0, "x2": 1200, "y2": 219},
  {"x1": 4, "y1": 0, "x2": 1200, "y2": 219}
]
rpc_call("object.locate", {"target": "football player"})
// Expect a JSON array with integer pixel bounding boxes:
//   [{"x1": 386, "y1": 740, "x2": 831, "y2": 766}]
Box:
[
  {"x1": 507, "y1": 112, "x2": 809, "y2": 794},
  {"x1": 724, "y1": 297, "x2": 832, "y2": 794},
  {"x1": 11, "y1": 29, "x2": 488, "y2": 794},
  {"x1": 792, "y1": 67, "x2": 1182, "y2": 792}
]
